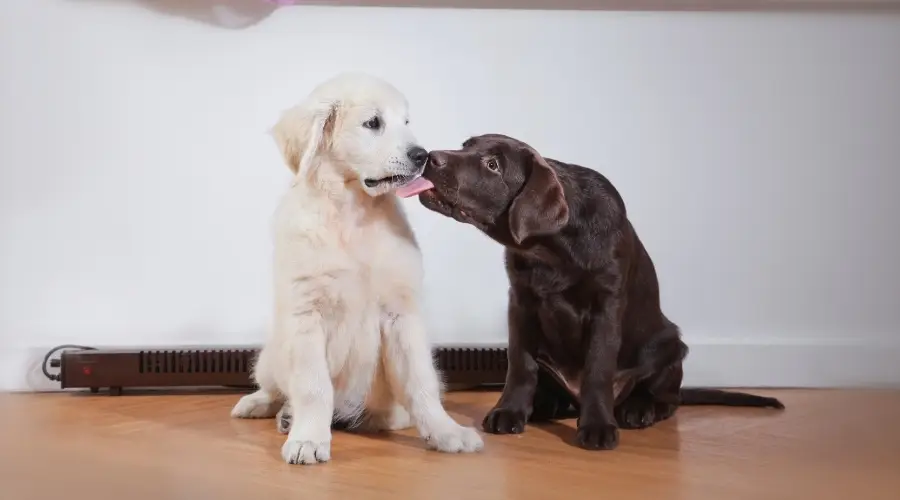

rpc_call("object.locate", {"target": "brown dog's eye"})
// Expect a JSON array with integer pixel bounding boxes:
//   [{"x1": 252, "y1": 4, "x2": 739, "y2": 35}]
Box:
[
  {"x1": 363, "y1": 116, "x2": 381, "y2": 130},
  {"x1": 486, "y1": 158, "x2": 500, "y2": 172}
]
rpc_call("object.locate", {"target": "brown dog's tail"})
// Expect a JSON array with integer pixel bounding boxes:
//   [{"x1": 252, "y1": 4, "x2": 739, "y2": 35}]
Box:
[{"x1": 679, "y1": 388, "x2": 784, "y2": 409}]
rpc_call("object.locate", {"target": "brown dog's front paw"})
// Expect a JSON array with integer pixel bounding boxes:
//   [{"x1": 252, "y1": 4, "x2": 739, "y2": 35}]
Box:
[
  {"x1": 482, "y1": 407, "x2": 528, "y2": 434},
  {"x1": 575, "y1": 423, "x2": 619, "y2": 450}
]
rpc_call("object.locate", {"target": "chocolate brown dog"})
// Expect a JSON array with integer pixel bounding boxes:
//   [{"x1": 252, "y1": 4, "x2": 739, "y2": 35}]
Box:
[{"x1": 397, "y1": 134, "x2": 784, "y2": 450}]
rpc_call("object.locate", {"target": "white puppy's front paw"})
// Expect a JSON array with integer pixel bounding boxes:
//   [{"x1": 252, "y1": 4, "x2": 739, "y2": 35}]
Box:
[
  {"x1": 281, "y1": 439, "x2": 331, "y2": 465},
  {"x1": 230, "y1": 392, "x2": 281, "y2": 419},
  {"x1": 426, "y1": 425, "x2": 484, "y2": 454}
]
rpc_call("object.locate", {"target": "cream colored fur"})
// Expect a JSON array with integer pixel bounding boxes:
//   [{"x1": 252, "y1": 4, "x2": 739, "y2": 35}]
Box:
[{"x1": 230, "y1": 73, "x2": 483, "y2": 465}]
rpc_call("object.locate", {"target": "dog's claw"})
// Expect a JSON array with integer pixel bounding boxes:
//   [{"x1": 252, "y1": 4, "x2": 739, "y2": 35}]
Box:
[
  {"x1": 425, "y1": 425, "x2": 484, "y2": 453},
  {"x1": 482, "y1": 407, "x2": 528, "y2": 434},
  {"x1": 281, "y1": 439, "x2": 331, "y2": 465},
  {"x1": 615, "y1": 395, "x2": 658, "y2": 429},
  {"x1": 575, "y1": 423, "x2": 619, "y2": 450}
]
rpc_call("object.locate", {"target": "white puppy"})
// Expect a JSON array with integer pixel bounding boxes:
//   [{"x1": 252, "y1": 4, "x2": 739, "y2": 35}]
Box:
[{"x1": 230, "y1": 73, "x2": 483, "y2": 464}]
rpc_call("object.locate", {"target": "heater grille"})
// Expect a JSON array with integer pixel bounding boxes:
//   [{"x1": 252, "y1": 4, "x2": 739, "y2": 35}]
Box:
[
  {"x1": 436, "y1": 346, "x2": 508, "y2": 373},
  {"x1": 57, "y1": 345, "x2": 508, "y2": 395},
  {"x1": 138, "y1": 349, "x2": 255, "y2": 375}
]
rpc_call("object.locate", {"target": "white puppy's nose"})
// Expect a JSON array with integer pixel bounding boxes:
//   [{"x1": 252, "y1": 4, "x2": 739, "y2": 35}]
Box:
[{"x1": 406, "y1": 146, "x2": 428, "y2": 168}]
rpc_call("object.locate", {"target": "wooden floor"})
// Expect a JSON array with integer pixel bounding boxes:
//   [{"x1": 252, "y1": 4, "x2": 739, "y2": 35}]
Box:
[{"x1": 1, "y1": 389, "x2": 899, "y2": 500}]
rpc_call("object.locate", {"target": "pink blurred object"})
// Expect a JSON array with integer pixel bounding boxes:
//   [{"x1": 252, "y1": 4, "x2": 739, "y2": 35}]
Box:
[{"x1": 264, "y1": 0, "x2": 300, "y2": 4}]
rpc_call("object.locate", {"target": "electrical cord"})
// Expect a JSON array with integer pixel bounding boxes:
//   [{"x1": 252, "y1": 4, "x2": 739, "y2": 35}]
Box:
[{"x1": 42, "y1": 344, "x2": 97, "y2": 382}]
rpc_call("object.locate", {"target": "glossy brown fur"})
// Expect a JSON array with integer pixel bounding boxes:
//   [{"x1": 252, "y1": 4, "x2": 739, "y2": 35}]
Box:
[{"x1": 419, "y1": 134, "x2": 783, "y2": 451}]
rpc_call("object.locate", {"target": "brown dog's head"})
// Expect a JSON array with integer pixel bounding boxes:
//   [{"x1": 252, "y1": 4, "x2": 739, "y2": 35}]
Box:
[{"x1": 396, "y1": 134, "x2": 569, "y2": 245}]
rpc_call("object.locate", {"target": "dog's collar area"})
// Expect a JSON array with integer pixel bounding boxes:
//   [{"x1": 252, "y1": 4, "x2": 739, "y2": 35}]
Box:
[{"x1": 364, "y1": 174, "x2": 414, "y2": 188}]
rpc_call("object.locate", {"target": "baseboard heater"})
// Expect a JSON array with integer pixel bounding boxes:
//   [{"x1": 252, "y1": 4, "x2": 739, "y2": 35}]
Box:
[{"x1": 53, "y1": 345, "x2": 508, "y2": 395}]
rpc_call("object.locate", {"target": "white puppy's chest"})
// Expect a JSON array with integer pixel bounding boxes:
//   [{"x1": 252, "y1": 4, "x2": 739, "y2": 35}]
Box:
[
  {"x1": 311, "y1": 206, "x2": 419, "y2": 406},
  {"x1": 335, "y1": 206, "x2": 419, "y2": 291}
]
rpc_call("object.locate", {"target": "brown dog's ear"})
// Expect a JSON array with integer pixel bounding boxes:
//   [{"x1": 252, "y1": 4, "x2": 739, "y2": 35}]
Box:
[
  {"x1": 270, "y1": 100, "x2": 337, "y2": 176},
  {"x1": 508, "y1": 150, "x2": 569, "y2": 244}
]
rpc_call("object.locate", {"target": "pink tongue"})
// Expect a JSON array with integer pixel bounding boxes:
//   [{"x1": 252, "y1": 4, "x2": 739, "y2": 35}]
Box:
[{"x1": 395, "y1": 177, "x2": 435, "y2": 198}]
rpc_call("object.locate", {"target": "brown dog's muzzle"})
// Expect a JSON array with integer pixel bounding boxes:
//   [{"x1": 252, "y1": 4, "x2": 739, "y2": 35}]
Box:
[
  {"x1": 419, "y1": 149, "x2": 487, "y2": 225},
  {"x1": 423, "y1": 149, "x2": 475, "y2": 190},
  {"x1": 425, "y1": 149, "x2": 468, "y2": 179},
  {"x1": 421, "y1": 150, "x2": 459, "y2": 194},
  {"x1": 427, "y1": 150, "x2": 449, "y2": 169}
]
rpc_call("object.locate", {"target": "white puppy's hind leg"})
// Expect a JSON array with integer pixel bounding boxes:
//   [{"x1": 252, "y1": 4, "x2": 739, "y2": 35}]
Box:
[
  {"x1": 357, "y1": 360, "x2": 412, "y2": 432},
  {"x1": 281, "y1": 318, "x2": 334, "y2": 465},
  {"x1": 231, "y1": 347, "x2": 283, "y2": 419},
  {"x1": 382, "y1": 312, "x2": 484, "y2": 453},
  {"x1": 373, "y1": 404, "x2": 412, "y2": 431},
  {"x1": 276, "y1": 400, "x2": 292, "y2": 434},
  {"x1": 231, "y1": 390, "x2": 283, "y2": 419}
]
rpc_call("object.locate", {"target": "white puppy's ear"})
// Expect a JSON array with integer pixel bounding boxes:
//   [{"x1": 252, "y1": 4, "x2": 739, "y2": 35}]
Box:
[{"x1": 270, "y1": 101, "x2": 338, "y2": 175}]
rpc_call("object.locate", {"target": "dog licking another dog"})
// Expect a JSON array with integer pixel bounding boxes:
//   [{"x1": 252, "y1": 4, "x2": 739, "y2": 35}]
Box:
[
  {"x1": 233, "y1": 73, "x2": 782, "y2": 464},
  {"x1": 398, "y1": 134, "x2": 783, "y2": 450}
]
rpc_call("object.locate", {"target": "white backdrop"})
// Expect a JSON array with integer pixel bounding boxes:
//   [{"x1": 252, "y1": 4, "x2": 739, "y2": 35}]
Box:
[{"x1": 2, "y1": 1, "x2": 899, "y2": 391}]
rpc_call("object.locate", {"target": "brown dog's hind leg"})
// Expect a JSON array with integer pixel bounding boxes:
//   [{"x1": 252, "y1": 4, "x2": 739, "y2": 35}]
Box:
[
  {"x1": 529, "y1": 365, "x2": 579, "y2": 422},
  {"x1": 614, "y1": 330, "x2": 687, "y2": 429},
  {"x1": 615, "y1": 365, "x2": 682, "y2": 429}
]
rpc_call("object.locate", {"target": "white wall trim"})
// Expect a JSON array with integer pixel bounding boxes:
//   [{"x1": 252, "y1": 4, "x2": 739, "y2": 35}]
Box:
[
  {"x1": 4, "y1": 340, "x2": 898, "y2": 392},
  {"x1": 679, "y1": 340, "x2": 900, "y2": 388}
]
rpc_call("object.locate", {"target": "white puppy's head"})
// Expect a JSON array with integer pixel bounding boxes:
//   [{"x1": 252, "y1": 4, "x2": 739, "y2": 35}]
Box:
[{"x1": 271, "y1": 72, "x2": 427, "y2": 196}]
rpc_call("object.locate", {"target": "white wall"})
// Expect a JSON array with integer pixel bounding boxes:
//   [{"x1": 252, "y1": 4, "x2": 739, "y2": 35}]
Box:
[{"x1": 2, "y1": 1, "x2": 899, "y2": 391}]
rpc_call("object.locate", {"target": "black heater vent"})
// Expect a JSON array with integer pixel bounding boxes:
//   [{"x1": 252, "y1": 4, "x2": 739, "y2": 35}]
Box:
[
  {"x1": 435, "y1": 346, "x2": 507, "y2": 386},
  {"x1": 57, "y1": 345, "x2": 509, "y2": 395},
  {"x1": 139, "y1": 349, "x2": 255, "y2": 374}
]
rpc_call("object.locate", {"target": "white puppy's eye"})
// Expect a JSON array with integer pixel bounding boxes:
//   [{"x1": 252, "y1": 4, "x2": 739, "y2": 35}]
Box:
[
  {"x1": 363, "y1": 116, "x2": 382, "y2": 130},
  {"x1": 486, "y1": 158, "x2": 500, "y2": 172},
  {"x1": 405, "y1": 118, "x2": 410, "y2": 125}
]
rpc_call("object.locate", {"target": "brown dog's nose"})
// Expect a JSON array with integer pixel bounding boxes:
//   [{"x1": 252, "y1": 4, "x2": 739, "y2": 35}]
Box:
[{"x1": 428, "y1": 151, "x2": 448, "y2": 168}]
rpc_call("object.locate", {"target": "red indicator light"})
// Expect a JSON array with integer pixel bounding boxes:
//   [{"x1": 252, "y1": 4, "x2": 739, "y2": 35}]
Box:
[{"x1": 82, "y1": 366, "x2": 92, "y2": 376}]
